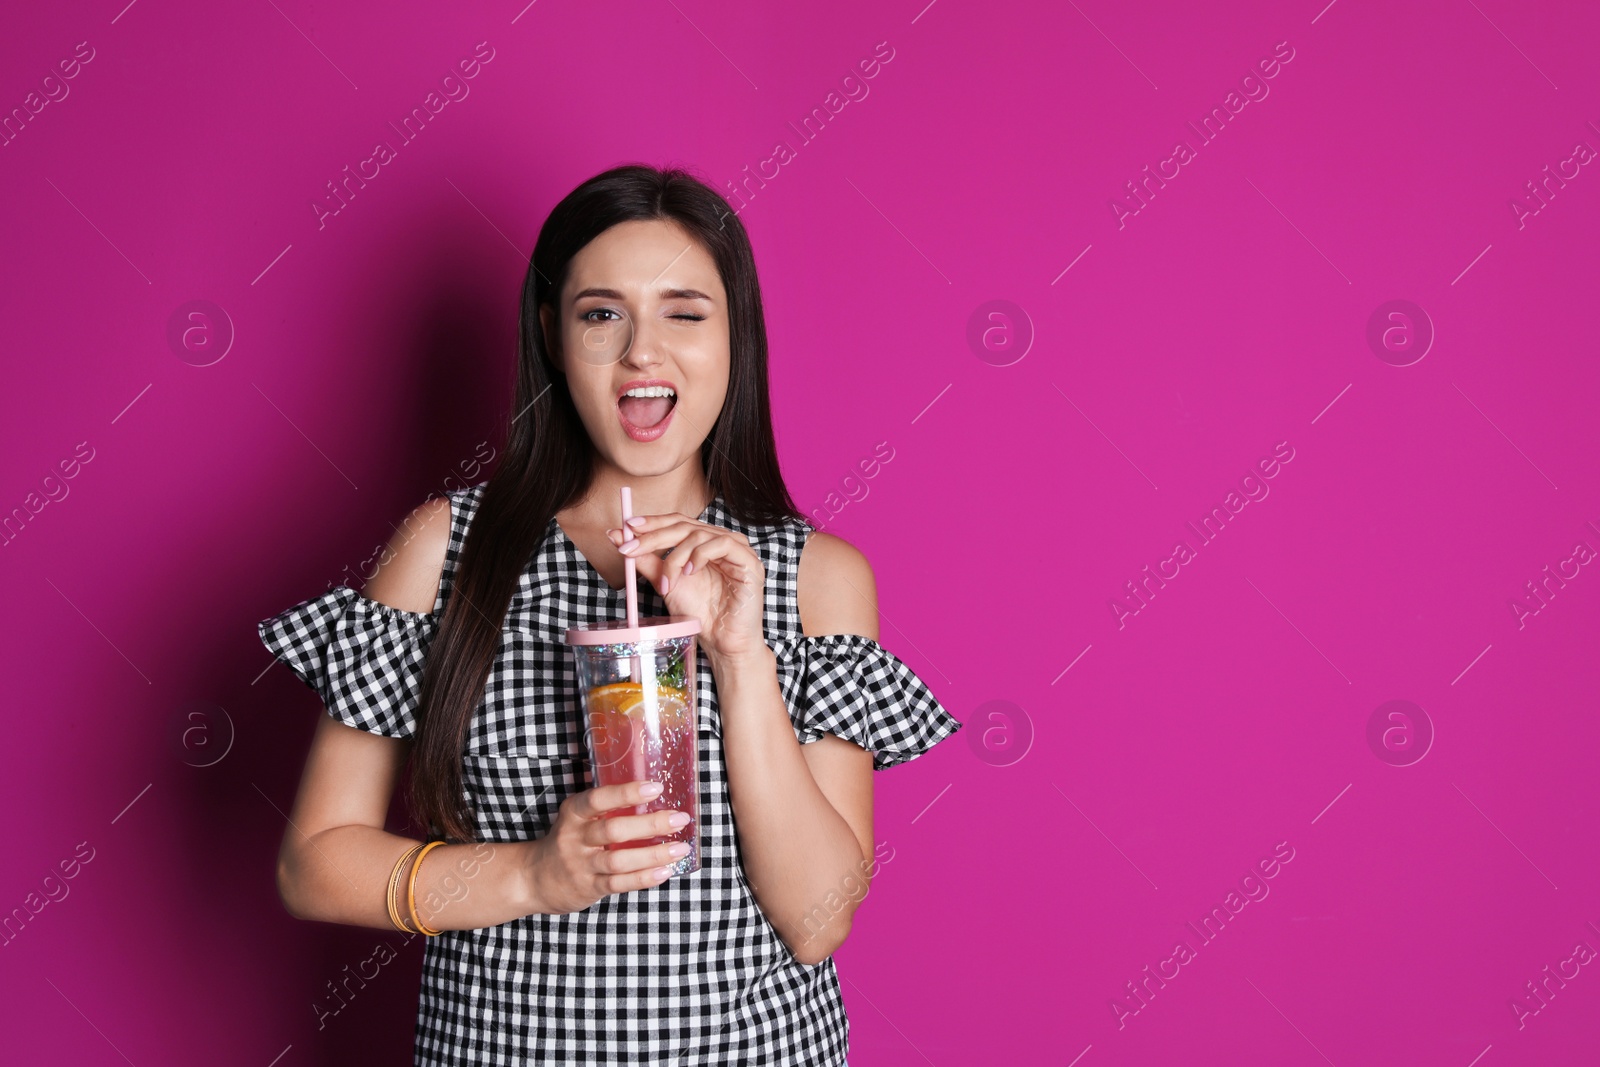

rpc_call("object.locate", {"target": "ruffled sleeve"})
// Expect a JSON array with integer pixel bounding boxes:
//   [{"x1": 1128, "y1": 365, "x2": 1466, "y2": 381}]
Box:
[
  {"x1": 770, "y1": 633, "x2": 962, "y2": 770},
  {"x1": 256, "y1": 585, "x2": 440, "y2": 739}
]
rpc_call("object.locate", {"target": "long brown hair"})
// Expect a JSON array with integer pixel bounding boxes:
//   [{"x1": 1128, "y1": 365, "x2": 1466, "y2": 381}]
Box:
[{"x1": 408, "y1": 163, "x2": 803, "y2": 842}]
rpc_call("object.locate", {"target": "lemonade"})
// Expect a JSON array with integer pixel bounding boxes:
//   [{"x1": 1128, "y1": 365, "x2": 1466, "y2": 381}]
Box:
[
  {"x1": 584, "y1": 680, "x2": 697, "y2": 856},
  {"x1": 565, "y1": 612, "x2": 702, "y2": 875}
]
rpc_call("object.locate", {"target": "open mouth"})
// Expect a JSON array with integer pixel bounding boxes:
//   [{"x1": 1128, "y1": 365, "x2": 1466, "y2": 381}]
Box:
[{"x1": 617, "y1": 385, "x2": 678, "y2": 441}]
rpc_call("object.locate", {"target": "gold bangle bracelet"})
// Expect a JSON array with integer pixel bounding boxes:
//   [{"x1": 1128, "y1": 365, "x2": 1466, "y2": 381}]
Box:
[
  {"x1": 388, "y1": 844, "x2": 422, "y2": 933},
  {"x1": 387, "y1": 843, "x2": 423, "y2": 933},
  {"x1": 407, "y1": 840, "x2": 447, "y2": 937}
]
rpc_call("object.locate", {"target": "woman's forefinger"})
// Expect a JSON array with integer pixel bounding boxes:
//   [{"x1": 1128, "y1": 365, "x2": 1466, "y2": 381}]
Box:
[{"x1": 606, "y1": 515, "x2": 699, "y2": 556}]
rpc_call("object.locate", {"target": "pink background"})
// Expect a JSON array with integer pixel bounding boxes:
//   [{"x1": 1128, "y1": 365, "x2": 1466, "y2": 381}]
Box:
[{"x1": 3, "y1": 1, "x2": 1597, "y2": 1064}]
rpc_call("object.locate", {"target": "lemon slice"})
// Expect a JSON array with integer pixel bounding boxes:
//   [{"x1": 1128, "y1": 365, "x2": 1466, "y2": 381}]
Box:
[{"x1": 586, "y1": 681, "x2": 690, "y2": 727}]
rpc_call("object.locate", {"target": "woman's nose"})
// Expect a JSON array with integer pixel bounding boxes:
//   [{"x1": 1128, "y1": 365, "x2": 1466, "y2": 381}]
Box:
[{"x1": 620, "y1": 319, "x2": 662, "y2": 368}]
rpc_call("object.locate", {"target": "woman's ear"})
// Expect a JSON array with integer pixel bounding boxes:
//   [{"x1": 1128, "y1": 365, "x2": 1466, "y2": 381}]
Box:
[{"x1": 539, "y1": 303, "x2": 562, "y2": 375}]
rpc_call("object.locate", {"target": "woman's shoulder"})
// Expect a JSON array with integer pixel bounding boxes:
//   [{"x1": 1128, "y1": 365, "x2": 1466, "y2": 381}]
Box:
[
  {"x1": 361, "y1": 482, "x2": 489, "y2": 615},
  {"x1": 794, "y1": 527, "x2": 879, "y2": 640},
  {"x1": 360, "y1": 496, "x2": 456, "y2": 614}
]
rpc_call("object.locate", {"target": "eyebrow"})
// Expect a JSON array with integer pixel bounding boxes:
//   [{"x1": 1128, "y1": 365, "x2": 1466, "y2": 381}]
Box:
[{"x1": 571, "y1": 286, "x2": 715, "y2": 302}]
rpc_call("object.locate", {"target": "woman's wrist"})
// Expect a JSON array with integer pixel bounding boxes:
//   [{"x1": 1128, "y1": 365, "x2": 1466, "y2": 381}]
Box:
[
  {"x1": 513, "y1": 838, "x2": 549, "y2": 916},
  {"x1": 706, "y1": 641, "x2": 775, "y2": 681},
  {"x1": 399, "y1": 839, "x2": 547, "y2": 930}
]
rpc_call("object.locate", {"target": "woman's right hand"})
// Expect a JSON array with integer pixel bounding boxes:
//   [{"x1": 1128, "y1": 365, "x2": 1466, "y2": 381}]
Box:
[{"x1": 525, "y1": 780, "x2": 692, "y2": 915}]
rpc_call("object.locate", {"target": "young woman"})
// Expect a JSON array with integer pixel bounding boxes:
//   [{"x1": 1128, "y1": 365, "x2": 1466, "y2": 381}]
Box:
[{"x1": 258, "y1": 164, "x2": 961, "y2": 1065}]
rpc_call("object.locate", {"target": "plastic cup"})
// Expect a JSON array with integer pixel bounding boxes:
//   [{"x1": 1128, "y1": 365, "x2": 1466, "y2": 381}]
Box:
[{"x1": 564, "y1": 616, "x2": 702, "y2": 874}]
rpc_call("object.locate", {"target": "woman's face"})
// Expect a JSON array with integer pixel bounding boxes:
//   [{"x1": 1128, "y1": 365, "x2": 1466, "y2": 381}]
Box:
[{"x1": 542, "y1": 218, "x2": 731, "y2": 479}]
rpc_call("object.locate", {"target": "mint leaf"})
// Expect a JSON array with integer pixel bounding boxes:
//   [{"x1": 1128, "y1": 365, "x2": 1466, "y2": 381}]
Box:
[{"x1": 659, "y1": 645, "x2": 686, "y2": 689}]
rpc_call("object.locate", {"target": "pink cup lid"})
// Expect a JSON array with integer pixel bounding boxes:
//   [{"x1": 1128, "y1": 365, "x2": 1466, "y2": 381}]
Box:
[{"x1": 563, "y1": 615, "x2": 702, "y2": 645}]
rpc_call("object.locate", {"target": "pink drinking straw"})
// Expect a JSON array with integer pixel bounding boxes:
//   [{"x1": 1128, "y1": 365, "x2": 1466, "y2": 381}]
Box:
[
  {"x1": 619, "y1": 486, "x2": 646, "y2": 689},
  {"x1": 619, "y1": 486, "x2": 639, "y2": 633},
  {"x1": 619, "y1": 487, "x2": 651, "y2": 790}
]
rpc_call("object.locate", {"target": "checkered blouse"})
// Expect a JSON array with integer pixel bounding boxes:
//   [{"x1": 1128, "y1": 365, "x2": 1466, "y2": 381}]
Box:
[{"x1": 257, "y1": 483, "x2": 961, "y2": 1065}]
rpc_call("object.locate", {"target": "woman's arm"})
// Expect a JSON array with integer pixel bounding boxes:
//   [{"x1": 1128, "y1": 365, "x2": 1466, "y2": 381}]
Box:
[
  {"x1": 274, "y1": 498, "x2": 540, "y2": 931},
  {"x1": 276, "y1": 717, "x2": 541, "y2": 931},
  {"x1": 714, "y1": 531, "x2": 878, "y2": 965}
]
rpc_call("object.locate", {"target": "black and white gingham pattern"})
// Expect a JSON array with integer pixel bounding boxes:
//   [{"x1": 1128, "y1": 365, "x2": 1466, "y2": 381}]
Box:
[
  {"x1": 770, "y1": 633, "x2": 959, "y2": 771},
  {"x1": 257, "y1": 586, "x2": 437, "y2": 738},
  {"x1": 256, "y1": 483, "x2": 962, "y2": 1066}
]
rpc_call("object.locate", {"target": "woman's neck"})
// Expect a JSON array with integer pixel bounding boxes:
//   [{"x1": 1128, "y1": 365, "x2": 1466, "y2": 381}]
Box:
[{"x1": 568, "y1": 465, "x2": 713, "y2": 527}]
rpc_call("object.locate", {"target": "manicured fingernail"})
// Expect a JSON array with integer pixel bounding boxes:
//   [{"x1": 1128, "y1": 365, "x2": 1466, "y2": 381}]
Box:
[
  {"x1": 620, "y1": 541, "x2": 639, "y2": 553},
  {"x1": 653, "y1": 866, "x2": 675, "y2": 880},
  {"x1": 640, "y1": 782, "x2": 663, "y2": 796},
  {"x1": 683, "y1": 561, "x2": 694, "y2": 576},
  {"x1": 667, "y1": 843, "x2": 691, "y2": 857},
  {"x1": 667, "y1": 812, "x2": 691, "y2": 828},
  {"x1": 626, "y1": 516, "x2": 646, "y2": 527}
]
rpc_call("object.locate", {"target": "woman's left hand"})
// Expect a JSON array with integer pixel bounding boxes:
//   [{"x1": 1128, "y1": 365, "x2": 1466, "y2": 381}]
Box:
[{"x1": 605, "y1": 513, "x2": 767, "y2": 664}]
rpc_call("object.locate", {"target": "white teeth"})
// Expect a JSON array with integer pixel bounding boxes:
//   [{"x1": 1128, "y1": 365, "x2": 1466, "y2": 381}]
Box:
[{"x1": 622, "y1": 386, "x2": 676, "y2": 399}]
